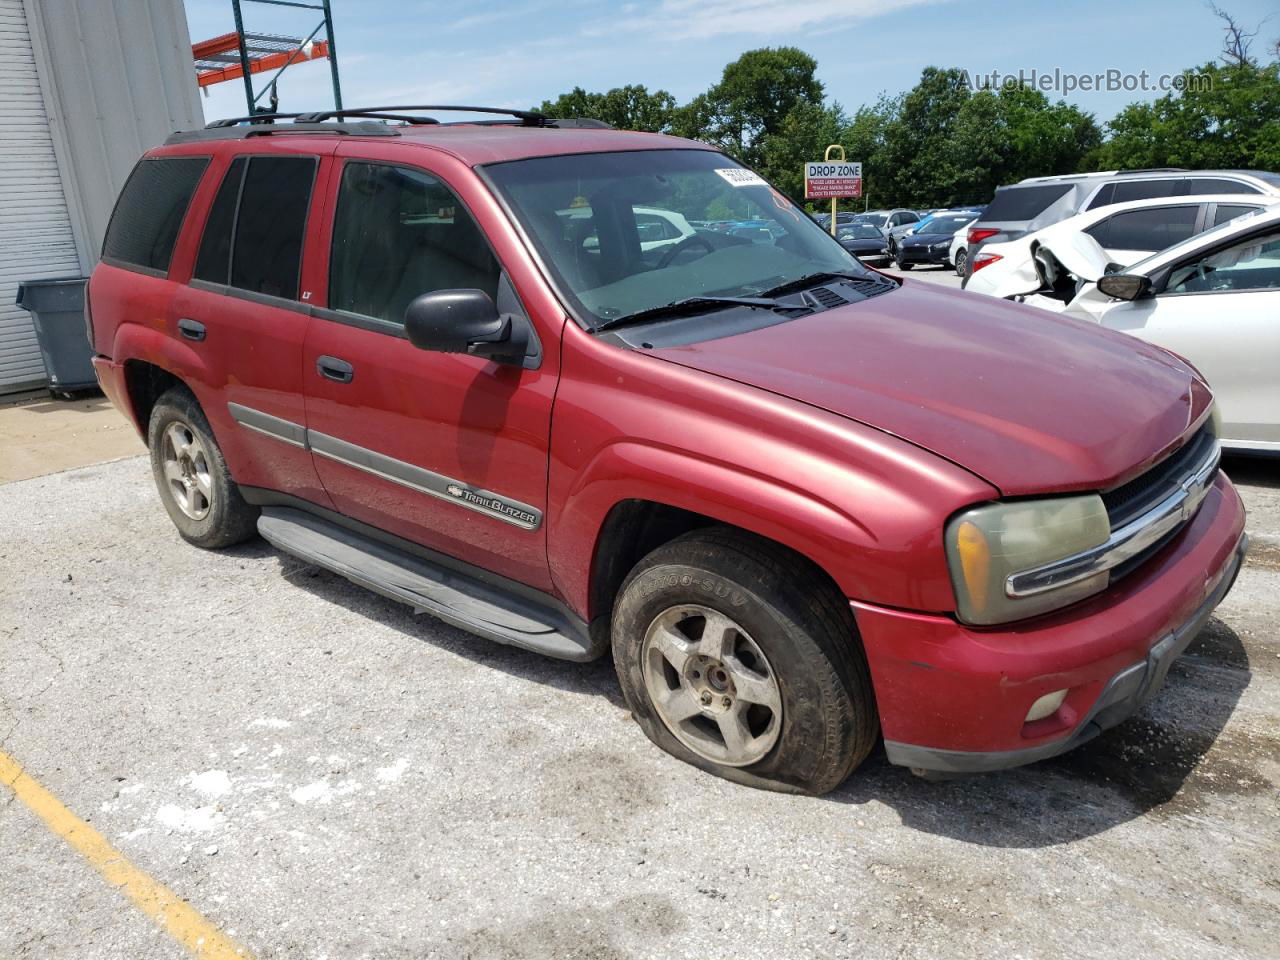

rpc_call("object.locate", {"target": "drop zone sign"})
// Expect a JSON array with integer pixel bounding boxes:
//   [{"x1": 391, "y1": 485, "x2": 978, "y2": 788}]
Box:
[{"x1": 805, "y1": 161, "x2": 862, "y2": 199}]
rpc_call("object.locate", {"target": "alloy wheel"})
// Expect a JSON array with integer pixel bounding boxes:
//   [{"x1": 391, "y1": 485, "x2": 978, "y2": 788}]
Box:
[
  {"x1": 641, "y1": 604, "x2": 782, "y2": 767},
  {"x1": 161, "y1": 421, "x2": 213, "y2": 520}
]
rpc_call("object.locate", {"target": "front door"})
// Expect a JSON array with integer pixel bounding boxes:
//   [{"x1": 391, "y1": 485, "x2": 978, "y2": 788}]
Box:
[
  {"x1": 1100, "y1": 225, "x2": 1280, "y2": 446},
  {"x1": 301, "y1": 154, "x2": 558, "y2": 590}
]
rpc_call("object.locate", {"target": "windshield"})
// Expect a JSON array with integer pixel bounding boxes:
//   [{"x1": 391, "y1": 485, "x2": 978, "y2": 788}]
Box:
[
  {"x1": 484, "y1": 150, "x2": 874, "y2": 328},
  {"x1": 840, "y1": 224, "x2": 884, "y2": 239},
  {"x1": 918, "y1": 216, "x2": 974, "y2": 235}
]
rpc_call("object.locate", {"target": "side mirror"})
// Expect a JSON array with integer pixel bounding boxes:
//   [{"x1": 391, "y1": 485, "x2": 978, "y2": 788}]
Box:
[
  {"x1": 403, "y1": 289, "x2": 524, "y2": 363},
  {"x1": 1096, "y1": 274, "x2": 1151, "y2": 301}
]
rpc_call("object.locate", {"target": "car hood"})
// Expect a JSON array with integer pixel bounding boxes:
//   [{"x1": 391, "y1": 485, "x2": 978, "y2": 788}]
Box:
[
  {"x1": 903, "y1": 233, "x2": 948, "y2": 245},
  {"x1": 648, "y1": 281, "x2": 1210, "y2": 495}
]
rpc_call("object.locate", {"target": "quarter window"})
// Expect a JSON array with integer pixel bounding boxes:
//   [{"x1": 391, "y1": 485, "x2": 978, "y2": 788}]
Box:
[
  {"x1": 103, "y1": 157, "x2": 210, "y2": 272},
  {"x1": 329, "y1": 162, "x2": 501, "y2": 325}
]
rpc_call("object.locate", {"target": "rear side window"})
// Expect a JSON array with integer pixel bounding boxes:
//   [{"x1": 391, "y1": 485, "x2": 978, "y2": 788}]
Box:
[
  {"x1": 103, "y1": 157, "x2": 209, "y2": 272},
  {"x1": 329, "y1": 161, "x2": 501, "y2": 325},
  {"x1": 191, "y1": 155, "x2": 315, "y2": 300},
  {"x1": 230, "y1": 157, "x2": 316, "y2": 300},
  {"x1": 1112, "y1": 179, "x2": 1180, "y2": 203},
  {"x1": 983, "y1": 184, "x2": 1072, "y2": 221},
  {"x1": 1188, "y1": 177, "x2": 1260, "y2": 195},
  {"x1": 1085, "y1": 206, "x2": 1199, "y2": 250}
]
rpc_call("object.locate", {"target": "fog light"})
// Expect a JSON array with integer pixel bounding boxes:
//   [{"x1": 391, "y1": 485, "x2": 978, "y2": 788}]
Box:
[{"x1": 1025, "y1": 689, "x2": 1068, "y2": 723}]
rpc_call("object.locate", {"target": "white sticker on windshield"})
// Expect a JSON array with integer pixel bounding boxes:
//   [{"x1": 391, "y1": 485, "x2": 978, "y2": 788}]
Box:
[{"x1": 714, "y1": 168, "x2": 767, "y2": 188}]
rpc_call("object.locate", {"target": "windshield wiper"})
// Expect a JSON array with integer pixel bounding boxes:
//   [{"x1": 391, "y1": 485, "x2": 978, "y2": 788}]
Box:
[
  {"x1": 592, "y1": 295, "x2": 793, "y2": 332},
  {"x1": 757, "y1": 271, "x2": 884, "y2": 298}
]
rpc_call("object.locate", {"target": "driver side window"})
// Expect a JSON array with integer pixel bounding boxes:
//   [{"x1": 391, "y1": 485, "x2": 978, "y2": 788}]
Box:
[
  {"x1": 329, "y1": 162, "x2": 501, "y2": 325},
  {"x1": 1168, "y1": 231, "x2": 1280, "y2": 294}
]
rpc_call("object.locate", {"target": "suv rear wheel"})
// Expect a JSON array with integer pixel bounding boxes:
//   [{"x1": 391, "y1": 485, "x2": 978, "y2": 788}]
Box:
[
  {"x1": 612, "y1": 528, "x2": 878, "y2": 795},
  {"x1": 147, "y1": 387, "x2": 258, "y2": 549},
  {"x1": 953, "y1": 248, "x2": 968, "y2": 276}
]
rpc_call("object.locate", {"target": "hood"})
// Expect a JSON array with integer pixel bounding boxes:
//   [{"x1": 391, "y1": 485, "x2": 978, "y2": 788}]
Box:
[
  {"x1": 903, "y1": 233, "x2": 950, "y2": 246},
  {"x1": 649, "y1": 281, "x2": 1210, "y2": 495}
]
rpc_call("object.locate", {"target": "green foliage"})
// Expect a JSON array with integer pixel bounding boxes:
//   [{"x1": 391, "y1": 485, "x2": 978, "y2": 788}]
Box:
[
  {"x1": 535, "y1": 31, "x2": 1277, "y2": 210},
  {"x1": 537, "y1": 84, "x2": 677, "y2": 132},
  {"x1": 1094, "y1": 62, "x2": 1280, "y2": 171}
]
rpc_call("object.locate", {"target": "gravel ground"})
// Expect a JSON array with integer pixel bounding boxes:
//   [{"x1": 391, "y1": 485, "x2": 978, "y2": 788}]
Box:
[{"x1": 1, "y1": 454, "x2": 1277, "y2": 960}]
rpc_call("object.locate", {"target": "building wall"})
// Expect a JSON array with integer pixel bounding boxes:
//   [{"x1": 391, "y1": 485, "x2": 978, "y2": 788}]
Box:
[{"x1": 24, "y1": 0, "x2": 203, "y2": 271}]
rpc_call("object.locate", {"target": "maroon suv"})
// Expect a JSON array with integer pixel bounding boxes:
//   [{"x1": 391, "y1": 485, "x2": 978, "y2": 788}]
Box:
[{"x1": 87, "y1": 107, "x2": 1246, "y2": 793}]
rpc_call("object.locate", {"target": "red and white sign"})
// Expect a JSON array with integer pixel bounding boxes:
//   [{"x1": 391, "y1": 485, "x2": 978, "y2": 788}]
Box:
[{"x1": 804, "y1": 161, "x2": 862, "y2": 199}]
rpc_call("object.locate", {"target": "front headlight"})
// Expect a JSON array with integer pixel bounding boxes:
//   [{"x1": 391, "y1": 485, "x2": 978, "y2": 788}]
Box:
[{"x1": 945, "y1": 495, "x2": 1111, "y2": 625}]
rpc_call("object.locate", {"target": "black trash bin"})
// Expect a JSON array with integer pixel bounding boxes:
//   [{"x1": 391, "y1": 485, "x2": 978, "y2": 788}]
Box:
[{"x1": 15, "y1": 277, "x2": 95, "y2": 398}]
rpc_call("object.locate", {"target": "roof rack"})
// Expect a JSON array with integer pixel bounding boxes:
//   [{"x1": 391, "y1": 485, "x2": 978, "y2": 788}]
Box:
[
  {"x1": 293, "y1": 104, "x2": 550, "y2": 126},
  {"x1": 167, "y1": 119, "x2": 401, "y2": 144},
  {"x1": 1115, "y1": 167, "x2": 1189, "y2": 175}
]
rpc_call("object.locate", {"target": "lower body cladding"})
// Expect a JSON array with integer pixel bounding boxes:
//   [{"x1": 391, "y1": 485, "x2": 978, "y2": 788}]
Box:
[{"x1": 854, "y1": 474, "x2": 1247, "y2": 774}]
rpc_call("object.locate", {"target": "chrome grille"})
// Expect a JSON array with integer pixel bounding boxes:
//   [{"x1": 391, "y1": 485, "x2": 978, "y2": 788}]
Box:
[
  {"x1": 1005, "y1": 425, "x2": 1220, "y2": 599},
  {"x1": 1102, "y1": 426, "x2": 1218, "y2": 529}
]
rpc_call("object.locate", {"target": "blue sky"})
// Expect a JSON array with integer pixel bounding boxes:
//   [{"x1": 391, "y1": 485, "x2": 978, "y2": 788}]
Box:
[{"x1": 184, "y1": 0, "x2": 1278, "y2": 126}]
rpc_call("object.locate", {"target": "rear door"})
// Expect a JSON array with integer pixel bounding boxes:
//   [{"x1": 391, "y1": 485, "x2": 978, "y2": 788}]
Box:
[
  {"x1": 172, "y1": 147, "x2": 333, "y2": 506},
  {"x1": 301, "y1": 148, "x2": 560, "y2": 589}
]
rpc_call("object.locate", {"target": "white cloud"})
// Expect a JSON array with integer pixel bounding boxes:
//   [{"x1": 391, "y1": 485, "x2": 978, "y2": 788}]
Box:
[{"x1": 588, "y1": 0, "x2": 948, "y2": 40}]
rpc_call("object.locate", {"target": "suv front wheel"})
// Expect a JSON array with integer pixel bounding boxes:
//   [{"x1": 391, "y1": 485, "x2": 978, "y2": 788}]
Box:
[
  {"x1": 147, "y1": 387, "x2": 258, "y2": 549},
  {"x1": 612, "y1": 528, "x2": 878, "y2": 795}
]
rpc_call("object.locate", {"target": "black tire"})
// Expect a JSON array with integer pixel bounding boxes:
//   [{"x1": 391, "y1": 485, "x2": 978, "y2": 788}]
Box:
[
  {"x1": 147, "y1": 387, "x2": 258, "y2": 549},
  {"x1": 897, "y1": 260, "x2": 913, "y2": 271},
  {"x1": 611, "y1": 528, "x2": 878, "y2": 795},
  {"x1": 954, "y1": 249, "x2": 968, "y2": 276}
]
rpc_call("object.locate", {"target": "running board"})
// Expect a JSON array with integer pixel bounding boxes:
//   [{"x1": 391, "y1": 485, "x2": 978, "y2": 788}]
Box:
[{"x1": 257, "y1": 507, "x2": 598, "y2": 661}]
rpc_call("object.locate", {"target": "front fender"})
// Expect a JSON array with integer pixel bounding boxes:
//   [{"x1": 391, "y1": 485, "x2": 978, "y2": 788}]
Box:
[{"x1": 548, "y1": 438, "x2": 974, "y2": 620}]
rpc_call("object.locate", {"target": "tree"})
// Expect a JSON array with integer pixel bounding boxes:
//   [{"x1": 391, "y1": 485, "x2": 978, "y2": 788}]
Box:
[
  {"x1": 950, "y1": 86, "x2": 1101, "y2": 204},
  {"x1": 536, "y1": 84, "x2": 677, "y2": 132},
  {"x1": 1094, "y1": 60, "x2": 1280, "y2": 171},
  {"x1": 672, "y1": 47, "x2": 825, "y2": 167}
]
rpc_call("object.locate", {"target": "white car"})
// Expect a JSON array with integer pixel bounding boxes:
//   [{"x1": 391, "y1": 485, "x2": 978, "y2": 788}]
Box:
[
  {"x1": 558, "y1": 204, "x2": 696, "y2": 253},
  {"x1": 948, "y1": 219, "x2": 979, "y2": 275},
  {"x1": 1050, "y1": 206, "x2": 1280, "y2": 453},
  {"x1": 964, "y1": 195, "x2": 1278, "y2": 300}
]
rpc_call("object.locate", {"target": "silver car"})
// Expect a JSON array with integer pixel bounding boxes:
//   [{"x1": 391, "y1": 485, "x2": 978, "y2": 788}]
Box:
[{"x1": 1063, "y1": 206, "x2": 1280, "y2": 453}]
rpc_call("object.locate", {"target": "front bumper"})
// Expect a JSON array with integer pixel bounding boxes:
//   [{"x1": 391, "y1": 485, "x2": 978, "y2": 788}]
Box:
[
  {"x1": 897, "y1": 245, "x2": 951, "y2": 265},
  {"x1": 854, "y1": 474, "x2": 1246, "y2": 773}
]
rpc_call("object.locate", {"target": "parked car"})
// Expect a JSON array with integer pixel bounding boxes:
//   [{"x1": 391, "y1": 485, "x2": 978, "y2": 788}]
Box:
[
  {"x1": 88, "y1": 107, "x2": 1245, "y2": 793},
  {"x1": 962, "y1": 168, "x2": 1280, "y2": 283},
  {"x1": 813, "y1": 212, "x2": 858, "y2": 231},
  {"x1": 949, "y1": 221, "x2": 978, "y2": 275},
  {"x1": 835, "y1": 222, "x2": 890, "y2": 263},
  {"x1": 1057, "y1": 206, "x2": 1280, "y2": 453},
  {"x1": 854, "y1": 208, "x2": 921, "y2": 252},
  {"x1": 966, "y1": 194, "x2": 1277, "y2": 299},
  {"x1": 560, "y1": 203, "x2": 697, "y2": 254},
  {"x1": 895, "y1": 213, "x2": 982, "y2": 269}
]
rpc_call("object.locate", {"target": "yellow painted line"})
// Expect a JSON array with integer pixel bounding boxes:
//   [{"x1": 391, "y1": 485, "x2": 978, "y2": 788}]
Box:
[{"x1": 0, "y1": 749, "x2": 251, "y2": 960}]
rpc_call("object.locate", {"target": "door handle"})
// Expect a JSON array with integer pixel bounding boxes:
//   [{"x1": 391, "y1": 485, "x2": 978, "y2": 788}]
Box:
[
  {"x1": 316, "y1": 355, "x2": 354, "y2": 384},
  {"x1": 177, "y1": 318, "x2": 206, "y2": 341}
]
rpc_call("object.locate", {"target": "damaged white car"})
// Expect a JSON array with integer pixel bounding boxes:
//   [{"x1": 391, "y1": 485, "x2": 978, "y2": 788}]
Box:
[
  {"x1": 978, "y1": 205, "x2": 1280, "y2": 453},
  {"x1": 965, "y1": 194, "x2": 1277, "y2": 303}
]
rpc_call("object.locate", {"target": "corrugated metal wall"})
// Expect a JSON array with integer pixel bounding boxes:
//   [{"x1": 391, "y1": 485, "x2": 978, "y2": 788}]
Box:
[
  {"x1": 0, "y1": 0, "x2": 81, "y2": 390},
  {"x1": 0, "y1": 0, "x2": 201, "y2": 393}
]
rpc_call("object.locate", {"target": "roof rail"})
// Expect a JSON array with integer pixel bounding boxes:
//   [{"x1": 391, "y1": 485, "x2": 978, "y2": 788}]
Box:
[
  {"x1": 1115, "y1": 167, "x2": 1189, "y2": 174},
  {"x1": 293, "y1": 104, "x2": 550, "y2": 126},
  {"x1": 166, "y1": 120, "x2": 401, "y2": 145}
]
